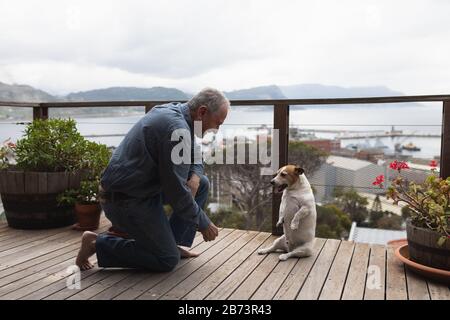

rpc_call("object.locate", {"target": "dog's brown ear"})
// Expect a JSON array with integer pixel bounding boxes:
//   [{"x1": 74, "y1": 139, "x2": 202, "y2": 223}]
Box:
[{"x1": 294, "y1": 166, "x2": 304, "y2": 175}]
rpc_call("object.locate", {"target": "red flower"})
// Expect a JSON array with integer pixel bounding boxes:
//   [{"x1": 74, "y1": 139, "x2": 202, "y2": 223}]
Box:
[
  {"x1": 398, "y1": 162, "x2": 409, "y2": 171},
  {"x1": 6, "y1": 142, "x2": 15, "y2": 148},
  {"x1": 389, "y1": 160, "x2": 398, "y2": 170},
  {"x1": 429, "y1": 160, "x2": 438, "y2": 168},
  {"x1": 389, "y1": 160, "x2": 409, "y2": 172},
  {"x1": 372, "y1": 175, "x2": 384, "y2": 187}
]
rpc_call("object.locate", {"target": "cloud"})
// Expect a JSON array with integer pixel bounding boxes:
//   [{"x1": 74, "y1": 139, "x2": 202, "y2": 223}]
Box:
[{"x1": 0, "y1": 0, "x2": 449, "y2": 95}]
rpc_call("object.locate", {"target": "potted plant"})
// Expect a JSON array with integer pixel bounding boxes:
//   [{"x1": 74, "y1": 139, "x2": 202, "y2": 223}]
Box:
[
  {"x1": 58, "y1": 141, "x2": 111, "y2": 231},
  {"x1": 373, "y1": 160, "x2": 450, "y2": 271},
  {"x1": 0, "y1": 119, "x2": 88, "y2": 229}
]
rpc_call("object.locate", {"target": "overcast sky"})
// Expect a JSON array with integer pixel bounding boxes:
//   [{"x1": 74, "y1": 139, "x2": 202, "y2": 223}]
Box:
[{"x1": 0, "y1": 0, "x2": 449, "y2": 95}]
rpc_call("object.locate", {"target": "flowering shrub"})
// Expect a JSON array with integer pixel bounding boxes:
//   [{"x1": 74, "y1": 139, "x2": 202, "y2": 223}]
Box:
[
  {"x1": 373, "y1": 160, "x2": 450, "y2": 246},
  {"x1": 0, "y1": 138, "x2": 16, "y2": 170}
]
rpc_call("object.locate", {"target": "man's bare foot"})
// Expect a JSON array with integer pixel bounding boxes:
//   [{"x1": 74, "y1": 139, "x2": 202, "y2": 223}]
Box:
[
  {"x1": 178, "y1": 246, "x2": 200, "y2": 259},
  {"x1": 75, "y1": 231, "x2": 98, "y2": 271}
]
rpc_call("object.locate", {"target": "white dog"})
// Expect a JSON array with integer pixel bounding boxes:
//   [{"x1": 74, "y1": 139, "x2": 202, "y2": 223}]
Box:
[{"x1": 258, "y1": 164, "x2": 316, "y2": 260}]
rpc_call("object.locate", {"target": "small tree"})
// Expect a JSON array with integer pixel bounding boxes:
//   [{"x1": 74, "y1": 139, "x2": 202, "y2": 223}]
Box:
[
  {"x1": 316, "y1": 204, "x2": 352, "y2": 239},
  {"x1": 332, "y1": 187, "x2": 369, "y2": 225}
]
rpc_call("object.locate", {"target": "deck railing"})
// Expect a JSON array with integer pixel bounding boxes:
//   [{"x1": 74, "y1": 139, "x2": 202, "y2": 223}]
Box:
[{"x1": 1, "y1": 95, "x2": 449, "y2": 235}]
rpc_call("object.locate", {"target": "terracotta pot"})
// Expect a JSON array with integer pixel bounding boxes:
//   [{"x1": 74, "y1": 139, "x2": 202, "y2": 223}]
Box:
[
  {"x1": 395, "y1": 244, "x2": 450, "y2": 285},
  {"x1": 387, "y1": 238, "x2": 407, "y2": 248},
  {"x1": 406, "y1": 219, "x2": 450, "y2": 271},
  {"x1": 73, "y1": 202, "x2": 102, "y2": 231}
]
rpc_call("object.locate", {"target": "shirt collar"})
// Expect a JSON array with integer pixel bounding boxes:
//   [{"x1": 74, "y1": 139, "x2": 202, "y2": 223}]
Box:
[{"x1": 180, "y1": 102, "x2": 194, "y2": 132}]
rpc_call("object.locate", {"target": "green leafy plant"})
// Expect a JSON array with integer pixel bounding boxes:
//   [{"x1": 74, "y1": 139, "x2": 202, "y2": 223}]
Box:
[
  {"x1": 373, "y1": 160, "x2": 450, "y2": 246},
  {"x1": 58, "y1": 180, "x2": 101, "y2": 205},
  {"x1": 14, "y1": 118, "x2": 87, "y2": 172},
  {"x1": 58, "y1": 141, "x2": 112, "y2": 206}
]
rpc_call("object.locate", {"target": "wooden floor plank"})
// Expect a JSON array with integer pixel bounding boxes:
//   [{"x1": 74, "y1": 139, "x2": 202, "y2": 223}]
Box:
[
  {"x1": 113, "y1": 228, "x2": 235, "y2": 300},
  {"x1": 273, "y1": 238, "x2": 326, "y2": 300},
  {"x1": 0, "y1": 227, "x2": 111, "y2": 272},
  {"x1": 427, "y1": 280, "x2": 450, "y2": 300},
  {"x1": 0, "y1": 224, "x2": 110, "y2": 289},
  {"x1": 405, "y1": 268, "x2": 430, "y2": 300},
  {"x1": 205, "y1": 236, "x2": 277, "y2": 300},
  {"x1": 319, "y1": 240, "x2": 355, "y2": 300},
  {"x1": 0, "y1": 231, "x2": 81, "y2": 259},
  {"x1": 89, "y1": 233, "x2": 207, "y2": 300},
  {"x1": 0, "y1": 220, "x2": 437, "y2": 300},
  {"x1": 364, "y1": 244, "x2": 386, "y2": 300},
  {"x1": 386, "y1": 246, "x2": 408, "y2": 300},
  {"x1": 296, "y1": 239, "x2": 341, "y2": 300},
  {"x1": 341, "y1": 242, "x2": 370, "y2": 300},
  {"x1": 161, "y1": 231, "x2": 259, "y2": 300},
  {"x1": 59, "y1": 232, "x2": 206, "y2": 300},
  {"x1": 0, "y1": 224, "x2": 109, "y2": 280},
  {"x1": 184, "y1": 232, "x2": 271, "y2": 300},
  {"x1": 227, "y1": 249, "x2": 279, "y2": 300},
  {"x1": 0, "y1": 256, "x2": 98, "y2": 299},
  {"x1": 67, "y1": 271, "x2": 133, "y2": 300},
  {"x1": 137, "y1": 229, "x2": 246, "y2": 300},
  {"x1": 43, "y1": 232, "x2": 206, "y2": 300},
  {"x1": 250, "y1": 254, "x2": 297, "y2": 300}
]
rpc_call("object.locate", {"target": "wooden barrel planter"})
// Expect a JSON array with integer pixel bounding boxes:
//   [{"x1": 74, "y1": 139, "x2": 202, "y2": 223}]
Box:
[
  {"x1": 406, "y1": 219, "x2": 450, "y2": 271},
  {"x1": 0, "y1": 169, "x2": 84, "y2": 229}
]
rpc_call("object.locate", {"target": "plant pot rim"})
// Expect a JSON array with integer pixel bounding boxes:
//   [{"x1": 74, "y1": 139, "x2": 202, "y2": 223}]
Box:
[
  {"x1": 395, "y1": 244, "x2": 450, "y2": 284},
  {"x1": 75, "y1": 201, "x2": 100, "y2": 206}
]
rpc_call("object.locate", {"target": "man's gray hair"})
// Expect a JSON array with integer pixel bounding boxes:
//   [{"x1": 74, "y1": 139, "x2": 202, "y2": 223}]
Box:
[{"x1": 187, "y1": 88, "x2": 229, "y2": 114}]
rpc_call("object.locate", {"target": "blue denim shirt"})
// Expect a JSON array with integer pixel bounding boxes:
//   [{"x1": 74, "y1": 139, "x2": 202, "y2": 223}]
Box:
[{"x1": 100, "y1": 102, "x2": 211, "y2": 236}]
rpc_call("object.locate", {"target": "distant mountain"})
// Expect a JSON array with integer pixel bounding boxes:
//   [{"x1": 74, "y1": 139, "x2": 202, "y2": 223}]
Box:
[
  {"x1": 0, "y1": 81, "x2": 414, "y2": 119},
  {"x1": 278, "y1": 84, "x2": 415, "y2": 108},
  {"x1": 0, "y1": 82, "x2": 57, "y2": 102},
  {"x1": 279, "y1": 83, "x2": 404, "y2": 99},
  {"x1": 67, "y1": 86, "x2": 189, "y2": 101},
  {"x1": 225, "y1": 85, "x2": 286, "y2": 100}
]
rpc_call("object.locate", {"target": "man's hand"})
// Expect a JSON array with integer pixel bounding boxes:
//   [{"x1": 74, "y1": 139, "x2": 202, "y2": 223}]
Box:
[
  {"x1": 187, "y1": 174, "x2": 201, "y2": 197},
  {"x1": 201, "y1": 222, "x2": 219, "y2": 242}
]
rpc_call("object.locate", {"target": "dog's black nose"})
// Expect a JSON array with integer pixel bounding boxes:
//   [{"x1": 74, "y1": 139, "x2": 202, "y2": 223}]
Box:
[{"x1": 270, "y1": 180, "x2": 275, "y2": 185}]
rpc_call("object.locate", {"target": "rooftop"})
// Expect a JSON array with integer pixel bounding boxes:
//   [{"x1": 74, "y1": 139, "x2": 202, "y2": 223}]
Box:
[
  {"x1": 348, "y1": 222, "x2": 407, "y2": 245},
  {"x1": 326, "y1": 155, "x2": 373, "y2": 171}
]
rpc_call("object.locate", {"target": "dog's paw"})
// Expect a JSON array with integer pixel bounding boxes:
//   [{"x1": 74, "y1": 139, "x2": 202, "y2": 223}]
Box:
[
  {"x1": 279, "y1": 254, "x2": 289, "y2": 261},
  {"x1": 276, "y1": 218, "x2": 284, "y2": 228},
  {"x1": 257, "y1": 248, "x2": 268, "y2": 255}
]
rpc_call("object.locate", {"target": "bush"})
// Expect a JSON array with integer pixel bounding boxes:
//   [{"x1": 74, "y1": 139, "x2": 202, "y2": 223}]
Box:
[
  {"x1": 58, "y1": 141, "x2": 112, "y2": 205},
  {"x1": 14, "y1": 118, "x2": 87, "y2": 172},
  {"x1": 208, "y1": 208, "x2": 247, "y2": 230},
  {"x1": 316, "y1": 204, "x2": 352, "y2": 239}
]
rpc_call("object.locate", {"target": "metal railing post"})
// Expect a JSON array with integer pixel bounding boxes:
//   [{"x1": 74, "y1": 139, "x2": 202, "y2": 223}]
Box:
[
  {"x1": 440, "y1": 101, "x2": 450, "y2": 179},
  {"x1": 32, "y1": 105, "x2": 48, "y2": 120},
  {"x1": 272, "y1": 103, "x2": 289, "y2": 235}
]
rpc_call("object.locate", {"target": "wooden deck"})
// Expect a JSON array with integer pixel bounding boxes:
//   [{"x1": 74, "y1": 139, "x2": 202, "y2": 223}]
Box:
[{"x1": 0, "y1": 215, "x2": 448, "y2": 300}]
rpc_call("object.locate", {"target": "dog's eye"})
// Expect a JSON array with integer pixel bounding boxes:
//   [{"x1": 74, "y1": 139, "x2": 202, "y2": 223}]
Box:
[{"x1": 281, "y1": 172, "x2": 287, "y2": 176}]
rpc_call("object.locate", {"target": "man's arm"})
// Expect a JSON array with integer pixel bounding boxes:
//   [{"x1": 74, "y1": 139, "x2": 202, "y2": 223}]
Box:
[
  {"x1": 186, "y1": 173, "x2": 218, "y2": 241},
  {"x1": 152, "y1": 129, "x2": 204, "y2": 246}
]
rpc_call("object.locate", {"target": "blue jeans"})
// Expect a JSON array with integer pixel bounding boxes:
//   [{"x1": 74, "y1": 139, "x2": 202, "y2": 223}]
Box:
[{"x1": 96, "y1": 175, "x2": 210, "y2": 271}]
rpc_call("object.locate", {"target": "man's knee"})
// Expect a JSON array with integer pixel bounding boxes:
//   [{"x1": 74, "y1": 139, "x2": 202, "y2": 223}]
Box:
[{"x1": 157, "y1": 251, "x2": 180, "y2": 272}]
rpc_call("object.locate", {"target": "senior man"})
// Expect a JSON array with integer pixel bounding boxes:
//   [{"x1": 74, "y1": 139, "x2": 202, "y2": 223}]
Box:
[{"x1": 76, "y1": 88, "x2": 230, "y2": 271}]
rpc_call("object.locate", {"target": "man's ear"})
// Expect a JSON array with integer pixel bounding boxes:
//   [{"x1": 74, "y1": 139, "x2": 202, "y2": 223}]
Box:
[
  {"x1": 294, "y1": 166, "x2": 304, "y2": 176},
  {"x1": 198, "y1": 105, "x2": 208, "y2": 117}
]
